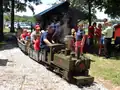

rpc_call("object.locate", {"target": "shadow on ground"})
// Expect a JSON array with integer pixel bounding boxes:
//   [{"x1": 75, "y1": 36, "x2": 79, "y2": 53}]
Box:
[
  {"x1": 0, "y1": 59, "x2": 8, "y2": 66},
  {"x1": 0, "y1": 32, "x2": 18, "y2": 51}
]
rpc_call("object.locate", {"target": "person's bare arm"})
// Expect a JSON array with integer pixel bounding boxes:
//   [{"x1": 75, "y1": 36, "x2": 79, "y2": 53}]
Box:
[{"x1": 44, "y1": 39, "x2": 52, "y2": 46}]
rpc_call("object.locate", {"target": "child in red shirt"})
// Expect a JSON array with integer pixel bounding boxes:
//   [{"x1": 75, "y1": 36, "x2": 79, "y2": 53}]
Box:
[{"x1": 34, "y1": 34, "x2": 40, "y2": 51}]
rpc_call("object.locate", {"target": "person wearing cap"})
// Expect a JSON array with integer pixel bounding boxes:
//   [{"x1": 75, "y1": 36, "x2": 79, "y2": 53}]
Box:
[
  {"x1": 30, "y1": 25, "x2": 41, "y2": 43},
  {"x1": 102, "y1": 22, "x2": 113, "y2": 58}
]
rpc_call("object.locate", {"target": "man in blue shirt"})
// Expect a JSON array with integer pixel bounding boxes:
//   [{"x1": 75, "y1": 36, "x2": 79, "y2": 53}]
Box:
[{"x1": 40, "y1": 25, "x2": 55, "y2": 52}]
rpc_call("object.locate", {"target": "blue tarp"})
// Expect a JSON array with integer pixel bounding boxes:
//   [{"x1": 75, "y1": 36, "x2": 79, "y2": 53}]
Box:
[{"x1": 35, "y1": 1, "x2": 69, "y2": 17}]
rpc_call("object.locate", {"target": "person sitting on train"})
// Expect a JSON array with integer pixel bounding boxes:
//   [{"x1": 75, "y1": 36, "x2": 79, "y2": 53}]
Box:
[
  {"x1": 20, "y1": 29, "x2": 28, "y2": 42},
  {"x1": 94, "y1": 23, "x2": 102, "y2": 45},
  {"x1": 30, "y1": 25, "x2": 41, "y2": 44},
  {"x1": 40, "y1": 25, "x2": 55, "y2": 51},
  {"x1": 34, "y1": 34, "x2": 40, "y2": 51},
  {"x1": 33, "y1": 30, "x2": 45, "y2": 51},
  {"x1": 40, "y1": 25, "x2": 55, "y2": 61},
  {"x1": 70, "y1": 27, "x2": 76, "y2": 51},
  {"x1": 75, "y1": 23, "x2": 85, "y2": 55}
]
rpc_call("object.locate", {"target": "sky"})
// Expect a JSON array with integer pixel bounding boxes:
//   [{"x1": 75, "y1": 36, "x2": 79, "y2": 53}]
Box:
[{"x1": 16, "y1": 0, "x2": 109, "y2": 20}]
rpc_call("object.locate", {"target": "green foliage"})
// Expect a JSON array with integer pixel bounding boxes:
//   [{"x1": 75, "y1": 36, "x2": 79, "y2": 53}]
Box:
[
  {"x1": 17, "y1": 16, "x2": 35, "y2": 22},
  {"x1": 69, "y1": 0, "x2": 97, "y2": 20},
  {"x1": 4, "y1": 15, "x2": 10, "y2": 21},
  {"x1": 70, "y1": 0, "x2": 120, "y2": 18},
  {"x1": 4, "y1": 0, "x2": 42, "y2": 14},
  {"x1": 4, "y1": 14, "x2": 35, "y2": 23}
]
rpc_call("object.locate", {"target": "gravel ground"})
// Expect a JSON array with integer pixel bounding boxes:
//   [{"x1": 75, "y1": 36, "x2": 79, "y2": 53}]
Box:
[{"x1": 0, "y1": 43, "x2": 108, "y2": 90}]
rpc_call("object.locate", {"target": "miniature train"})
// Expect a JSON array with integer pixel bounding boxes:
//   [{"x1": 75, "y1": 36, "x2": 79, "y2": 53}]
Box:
[{"x1": 17, "y1": 34, "x2": 94, "y2": 86}]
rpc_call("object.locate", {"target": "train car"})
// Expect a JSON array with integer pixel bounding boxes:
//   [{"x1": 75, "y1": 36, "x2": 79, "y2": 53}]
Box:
[
  {"x1": 17, "y1": 1, "x2": 94, "y2": 86},
  {"x1": 17, "y1": 38, "x2": 30, "y2": 54},
  {"x1": 27, "y1": 35, "x2": 94, "y2": 86}
]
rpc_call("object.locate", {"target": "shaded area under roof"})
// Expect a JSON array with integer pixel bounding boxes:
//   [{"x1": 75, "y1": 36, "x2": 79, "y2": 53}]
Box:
[{"x1": 34, "y1": 1, "x2": 70, "y2": 18}]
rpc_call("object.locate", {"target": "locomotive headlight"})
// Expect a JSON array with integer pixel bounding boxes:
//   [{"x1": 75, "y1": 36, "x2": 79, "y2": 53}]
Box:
[
  {"x1": 75, "y1": 60, "x2": 86, "y2": 71},
  {"x1": 79, "y1": 63, "x2": 85, "y2": 69}
]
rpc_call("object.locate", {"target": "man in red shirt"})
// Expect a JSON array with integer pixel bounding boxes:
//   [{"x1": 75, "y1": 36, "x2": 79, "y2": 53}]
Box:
[{"x1": 87, "y1": 22, "x2": 97, "y2": 52}]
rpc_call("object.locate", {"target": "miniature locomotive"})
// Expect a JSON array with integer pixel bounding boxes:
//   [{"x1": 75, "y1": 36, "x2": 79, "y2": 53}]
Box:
[
  {"x1": 17, "y1": 34, "x2": 94, "y2": 86},
  {"x1": 17, "y1": 0, "x2": 94, "y2": 86}
]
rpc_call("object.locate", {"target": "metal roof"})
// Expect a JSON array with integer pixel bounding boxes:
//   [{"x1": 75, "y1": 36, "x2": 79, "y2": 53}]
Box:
[{"x1": 35, "y1": 1, "x2": 70, "y2": 17}]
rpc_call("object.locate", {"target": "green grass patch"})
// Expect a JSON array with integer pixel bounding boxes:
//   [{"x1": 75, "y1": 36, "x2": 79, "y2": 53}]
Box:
[
  {"x1": 4, "y1": 27, "x2": 10, "y2": 33},
  {"x1": 85, "y1": 54, "x2": 120, "y2": 85}
]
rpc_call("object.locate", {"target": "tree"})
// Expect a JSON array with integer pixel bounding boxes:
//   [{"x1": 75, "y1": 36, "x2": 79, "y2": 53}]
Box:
[
  {"x1": 10, "y1": 0, "x2": 42, "y2": 33},
  {"x1": 0, "y1": 0, "x2": 4, "y2": 41},
  {"x1": 0, "y1": 0, "x2": 42, "y2": 41}
]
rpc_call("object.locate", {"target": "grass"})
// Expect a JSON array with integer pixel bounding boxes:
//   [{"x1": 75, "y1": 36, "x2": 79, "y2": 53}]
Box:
[
  {"x1": 3, "y1": 27, "x2": 10, "y2": 33},
  {"x1": 85, "y1": 54, "x2": 120, "y2": 85}
]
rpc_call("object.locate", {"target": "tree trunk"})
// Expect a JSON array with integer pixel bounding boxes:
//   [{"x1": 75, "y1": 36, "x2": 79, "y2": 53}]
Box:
[
  {"x1": 10, "y1": 0, "x2": 15, "y2": 33},
  {"x1": 0, "y1": 0, "x2": 4, "y2": 41},
  {"x1": 88, "y1": 0, "x2": 91, "y2": 26}
]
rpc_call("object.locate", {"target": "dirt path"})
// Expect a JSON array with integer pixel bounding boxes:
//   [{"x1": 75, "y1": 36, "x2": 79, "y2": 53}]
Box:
[
  {"x1": 0, "y1": 41, "x2": 108, "y2": 90},
  {"x1": 95, "y1": 78, "x2": 120, "y2": 90}
]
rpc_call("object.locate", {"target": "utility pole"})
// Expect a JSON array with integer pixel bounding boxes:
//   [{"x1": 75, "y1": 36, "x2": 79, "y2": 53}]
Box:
[{"x1": 88, "y1": 0, "x2": 91, "y2": 26}]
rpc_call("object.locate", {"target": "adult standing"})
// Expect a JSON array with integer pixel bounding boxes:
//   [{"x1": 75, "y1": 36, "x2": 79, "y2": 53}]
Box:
[
  {"x1": 87, "y1": 22, "x2": 97, "y2": 53},
  {"x1": 102, "y1": 22, "x2": 113, "y2": 58},
  {"x1": 103, "y1": 18, "x2": 108, "y2": 30},
  {"x1": 94, "y1": 23, "x2": 102, "y2": 45}
]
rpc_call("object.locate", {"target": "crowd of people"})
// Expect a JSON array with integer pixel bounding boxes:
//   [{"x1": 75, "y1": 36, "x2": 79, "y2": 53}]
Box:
[
  {"x1": 70, "y1": 18, "x2": 114, "y2": 58},
  {"x1": 19, "y1": 18, "x2": 114, "y2": 59}
]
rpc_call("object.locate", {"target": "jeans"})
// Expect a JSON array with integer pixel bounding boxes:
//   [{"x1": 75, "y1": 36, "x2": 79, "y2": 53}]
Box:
[{"x1": 87, "y1": 38, "x2": 94, "y2": 53}]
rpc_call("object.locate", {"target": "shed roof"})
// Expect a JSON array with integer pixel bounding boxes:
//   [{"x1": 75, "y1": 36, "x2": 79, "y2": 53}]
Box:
[{"x1": 35, "y1": 1, "x2": 70, "y2": 17}]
